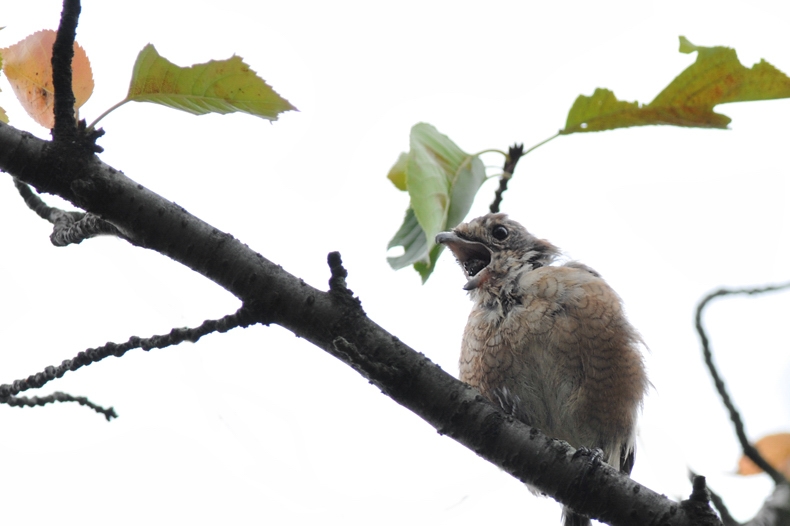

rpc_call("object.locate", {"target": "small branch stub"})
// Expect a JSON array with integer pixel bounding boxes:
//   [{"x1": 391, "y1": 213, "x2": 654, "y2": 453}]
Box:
[
  {"x1": 679, "y1": 476, "x2": 722, "y2": 526},
  {"x1": 327, "y1": 251, "x2": 365, "y2": 312},
  {"x1": 327, "y1": 251, "x2": 349, "y2": 293},
  {"x1": 489, "y1": 143, "x2": 525, "y2": 214}
]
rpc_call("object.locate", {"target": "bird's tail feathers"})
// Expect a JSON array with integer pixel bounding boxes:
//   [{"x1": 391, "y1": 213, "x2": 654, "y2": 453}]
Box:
[{"x1": 562, "y1": 507, "x2": 591, "y2": 526}]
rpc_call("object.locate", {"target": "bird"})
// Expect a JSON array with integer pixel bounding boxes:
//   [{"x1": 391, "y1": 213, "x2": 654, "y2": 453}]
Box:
[{"x1": 435, "y1": 213, "x2": 648, "y2": 526}]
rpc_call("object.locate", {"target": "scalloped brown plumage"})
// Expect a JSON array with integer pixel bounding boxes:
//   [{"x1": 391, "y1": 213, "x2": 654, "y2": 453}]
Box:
[{"x1": 437, "y1": 213, "x2": 648, "y2": 526}]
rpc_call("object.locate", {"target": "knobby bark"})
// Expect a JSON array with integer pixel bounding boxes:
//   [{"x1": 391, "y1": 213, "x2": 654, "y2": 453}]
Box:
[
  {"x1": 0, "y1": 2, "x2": 723, "y2": 519},
  {"x1": 0, "y1": 118, "x2": 718, "y2": 525}
]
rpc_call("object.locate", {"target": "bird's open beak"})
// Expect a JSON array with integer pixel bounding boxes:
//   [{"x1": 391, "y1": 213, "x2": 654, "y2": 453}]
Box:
[{"x1": 435, "y1": 232, "x2": 492, "y2": 290}]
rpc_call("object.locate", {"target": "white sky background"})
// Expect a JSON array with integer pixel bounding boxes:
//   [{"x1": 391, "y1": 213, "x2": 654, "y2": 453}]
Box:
[{"x1": 2, "y1": 1, "x2": 790, "y2": 524}]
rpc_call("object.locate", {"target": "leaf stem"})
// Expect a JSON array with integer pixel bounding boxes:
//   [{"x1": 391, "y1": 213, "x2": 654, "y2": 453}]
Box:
[
  {"x1": 472, "y1": 148, "x2": 508, "y2": 158},
  {"x1": 87, "y1": 98, "x2": 130, "y2": 130},
  {"x1": 523, "y1": 132, "x2": 560, "y2": 156}
]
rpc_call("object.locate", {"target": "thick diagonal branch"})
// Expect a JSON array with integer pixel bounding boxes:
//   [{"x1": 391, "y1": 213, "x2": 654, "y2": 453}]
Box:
[{"x1": 0, "y1": 119, "x2": 711, "y2": 526}]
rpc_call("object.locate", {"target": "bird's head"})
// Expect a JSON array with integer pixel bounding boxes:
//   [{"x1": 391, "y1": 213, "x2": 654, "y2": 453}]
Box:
[{"x1": 435, "y1": 213, "x2": 558, "y2": 291}]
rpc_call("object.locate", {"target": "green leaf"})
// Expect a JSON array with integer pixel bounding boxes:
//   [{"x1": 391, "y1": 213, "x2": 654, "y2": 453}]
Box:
[
  {"x1": 126, "y1": 44, "x2": 296, "y2": 120},
  {"x1": 387, "y1": 207, "x2": 429, "y2": 268},
  {"x1": 413, "y1": 243, "x2": 444, "y2": 283},
  {"x1": 387, "y1": 123, "x2": 486, "y2": 282},
  {"x1": 387, "y1": 209, "x2": 446, "y2": 284},
  {"x1": 562, "y1": 36, "x2": 790, "y2": 134},
  {"x1": 387, "y1": 152, "x2": 408, "y2": 191}
]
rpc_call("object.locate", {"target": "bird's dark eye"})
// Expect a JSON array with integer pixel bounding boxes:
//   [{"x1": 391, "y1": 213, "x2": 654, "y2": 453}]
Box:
[{"x1": 492, "y1": 225, "x2": 508, "y2": 240}]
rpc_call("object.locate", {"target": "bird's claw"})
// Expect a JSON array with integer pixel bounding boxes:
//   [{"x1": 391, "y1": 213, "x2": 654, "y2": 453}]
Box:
[{"x1": 572, "y1": 446, "x2": 605, "y2": 467}]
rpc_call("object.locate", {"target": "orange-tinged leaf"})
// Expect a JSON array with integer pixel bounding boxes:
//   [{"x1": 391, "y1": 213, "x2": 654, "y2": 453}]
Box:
[
  {"x1": 0, "y1": 46, "x2": 6, "y2": 123},
  {"x1": 737, "y1": 433, "x2": 790, "y2": 477},
  {"x1": 1, "y1": 29, "x2": 94, "y2": 129},
  {"x1": 562, "y1": 36, "x2": 790, "y2": 134}
]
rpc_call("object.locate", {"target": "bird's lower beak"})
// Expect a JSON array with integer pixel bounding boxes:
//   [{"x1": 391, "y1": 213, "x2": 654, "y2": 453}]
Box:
[{"x1": 435, "y1": 232, "x2": 492, "y2": 290}]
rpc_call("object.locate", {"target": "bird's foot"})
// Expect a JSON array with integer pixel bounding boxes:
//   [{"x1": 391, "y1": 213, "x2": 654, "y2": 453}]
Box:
[{"x1": 572, "y1": 446, "x2": 605, "y2": 467}]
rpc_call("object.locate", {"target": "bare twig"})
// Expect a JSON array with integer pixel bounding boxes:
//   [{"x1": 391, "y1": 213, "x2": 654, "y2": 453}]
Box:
[
  {"x1": 488, "y1": 133, "x2": 560, "y2": 213},
  {"x1": 695, "y1": 282, "x2": 790, "y2": 486},
  {"x1": 489, "y1": 143, "x2": 524, "y2": 213},
  {"x1": 3, "y1": 392, "x2": 116, "y2": 421},
  {"x1": 13, "y1": 178, "x2": 126, "y2": 245},
  {"x1": 0, "y1": 306, "x2": 258, "y2": 400}
]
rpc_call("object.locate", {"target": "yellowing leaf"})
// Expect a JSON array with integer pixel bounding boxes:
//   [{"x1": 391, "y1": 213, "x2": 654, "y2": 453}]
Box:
[
  {"x1": 126, "y1": 44, "x2": 296, "y2": 120},
  {"x1": 0, "y1": 46, "x2": 6, "y2": 123},
  {"x1": 387, "y1": 152, "x2": 408, "y2": 191},
  {"x1": 387, "y1": 123, "x2": 486, "y2": 282},
  {"x1": 562, "y1": 36, "x2": 790, "y2": 134},
  {"x1": 738, "y1": 433, "x2": 790, "y2": 478},
  {"x1": 1, "y1": 29, "x2": 94, "y2": 129}
]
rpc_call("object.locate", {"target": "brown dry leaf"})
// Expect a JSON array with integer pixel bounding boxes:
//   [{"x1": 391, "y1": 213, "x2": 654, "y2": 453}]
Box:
[
  {"x1": 738, "y1": 433, "x2": 790, "y2": 477},
  {"x1": 1, "y1": 29, "x2": 94, "y2": 128}
]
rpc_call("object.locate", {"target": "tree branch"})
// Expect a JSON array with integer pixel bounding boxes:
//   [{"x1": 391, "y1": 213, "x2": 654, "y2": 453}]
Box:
[
  {"x1": 0, "y1": 305, "x2": 257, "y2": 401},
  {"x1": 3, "y1": 391, "x2": 116, "y2": 421},
  {"x1": 696, "y1": 283, "x2": 790, "y2": 487},
  {"x1": 489, "y1": 143, "x2": 524, "y2": 213},
  {"x1": 0, "y1": 118, "x2": 715, "y2": 526},
  {"x1": 13, "y1": 178, "x2": 126, "y2": 245},
  {"x1": 51, "y1": 0, "x2": 81, "y2": 139}
]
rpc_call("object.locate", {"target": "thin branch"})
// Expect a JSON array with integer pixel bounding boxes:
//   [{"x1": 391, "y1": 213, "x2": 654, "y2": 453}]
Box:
[
  {"x1": 13, "y1": 178, "x2": 126, "y2": 245},
  {"x1": 3, "y1": 392, "x2": 116, "y2": 421},
  {"x1": 489, "y1": 143, "x2": 524, "y2": 213},
  {"x1": 695, "y1": 282, "x2": 790, "y2": 486},
  {"x1": 0, "y1": 306, "x2": 258, "y2": 400},
  {"x1": 488, "y1": 134, "x2": 560, "y2": 213},
  {"x1": 51, "y1": 0, "x2": 81, "y2": 139},
  {"x1": 0, "y1": 118, "x2": 712, "y2": 525},
  {"x1": 13, "y1": 177, "x2": 57, "y2": 220}
]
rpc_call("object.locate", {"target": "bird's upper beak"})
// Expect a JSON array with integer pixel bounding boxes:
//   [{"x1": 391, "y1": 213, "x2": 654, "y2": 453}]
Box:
[{"x1": 435, "y1": 232, "x2": 492, "y2": 290}]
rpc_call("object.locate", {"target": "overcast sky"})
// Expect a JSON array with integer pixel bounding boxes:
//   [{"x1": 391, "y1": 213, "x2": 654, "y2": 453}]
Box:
[{"x1": 2, "y1": 1, "x2": 790, "y2": 524}]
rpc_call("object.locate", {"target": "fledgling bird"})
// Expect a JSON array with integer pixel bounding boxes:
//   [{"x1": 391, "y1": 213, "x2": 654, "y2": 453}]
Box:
[{"x1": 436, "y1": 213, "x2": 648, "y2": 526}]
